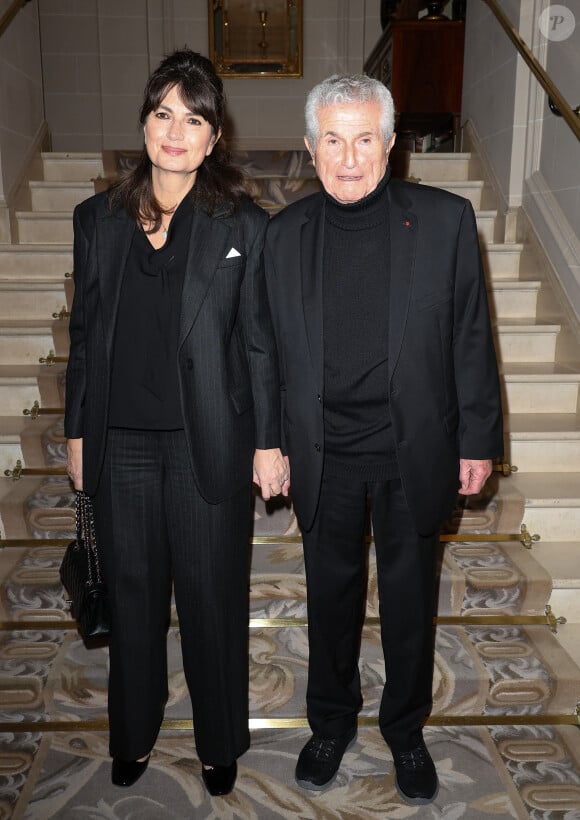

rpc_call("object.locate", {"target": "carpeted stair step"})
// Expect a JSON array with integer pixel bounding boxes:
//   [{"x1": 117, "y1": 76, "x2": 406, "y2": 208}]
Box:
[
  {"x1": 0, "y1": 415, "x2": 66, "y2": 474},
  {"x1": 0, "y1": 415, "x2": 64, "y2": 476},
  {"x1": 247, "y1": 539, "x2": 551, "y2": 620},
  {"x1": 4, "y1": 725, "x2": 580, "y2": 819},
  {"x1": 0, "y1": 471, "x2": 541, "y2": 616},
  {"x1": 0, "y1": 475, "x2": 74, "y2": 539},
  {"x1": 0, "y1": 533, "x2": 552, "y2": 625},
  {"x1": 1, "y1": 624, "x2": 578, "y2": 725}
]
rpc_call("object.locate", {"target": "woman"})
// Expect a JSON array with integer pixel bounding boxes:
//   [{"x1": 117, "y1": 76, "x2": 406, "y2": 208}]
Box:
[{"x1": 65, "y1": 50, "x2": 288, "y2": 796}]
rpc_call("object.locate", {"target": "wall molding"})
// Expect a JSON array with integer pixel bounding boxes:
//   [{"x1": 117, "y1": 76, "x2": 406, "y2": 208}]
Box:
[
  {"x1": 466, "y1": 117, "x2": 580, "y2": 323},
  {"x1": 0, "y1": 120, "x2": 49, "y2": 244},
  {"x1": 463, "y1": 120, "x2": 518, "y2": 243},
  {"x1": 524, "y1": 170, "x2": 580, "y2": 322}
]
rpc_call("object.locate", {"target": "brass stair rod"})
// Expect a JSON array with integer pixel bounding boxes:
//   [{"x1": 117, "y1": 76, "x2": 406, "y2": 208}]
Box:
[
  {"x1": 254, "y1": 524, "x2": 540, "y2": 547},
  {"x1": 0, "y1": 606, "x2": 565, "y2": 633},
  {"x1": 2, "y1": 523, "x2": 540, "y2": 546},
  {"x1": 23, "y1": 401, "x2": 63, "y2": 418},
  {"x1": 0, "y1": 711, "x2": 578, "y2": 734},
  {"x1": 494, "y1": 461, "x2": 517, "y2": 475},
  {"x1": 4, "y1": 460, "x2": 67, "y2": 480},
  {"x1": 39, "y1": 350, "x2": 68, "y2": 366}
]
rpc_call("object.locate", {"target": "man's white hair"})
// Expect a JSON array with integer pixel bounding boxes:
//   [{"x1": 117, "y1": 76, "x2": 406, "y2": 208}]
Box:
[{"x1": 305, "y1": 73, "x2": 395, "y2": 149}]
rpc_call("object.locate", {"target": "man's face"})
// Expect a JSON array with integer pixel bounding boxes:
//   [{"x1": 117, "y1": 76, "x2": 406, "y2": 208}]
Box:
[{"x1": 305, "y1": 101, "x2": 396, "y2": 204}]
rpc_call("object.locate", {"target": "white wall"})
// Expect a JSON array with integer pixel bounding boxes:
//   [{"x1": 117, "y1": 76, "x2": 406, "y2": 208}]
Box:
[
  {"x1": 38, "y1": 0, "x2": 384, "y2": 152},
  {"x1": 0, "y1": 0, "x2": 45, "y2": 241},
  {"x1": 461, "y1": 0, "x2": 524, "y2": 210},
  {"x1": 462, "y1": 0, "x2": 580, "y2": 319}
]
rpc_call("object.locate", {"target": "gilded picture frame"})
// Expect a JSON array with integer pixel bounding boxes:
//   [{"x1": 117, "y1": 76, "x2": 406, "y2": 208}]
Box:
[{"x1": 208, "y1": 0, "x2": 303, "y2": 78}]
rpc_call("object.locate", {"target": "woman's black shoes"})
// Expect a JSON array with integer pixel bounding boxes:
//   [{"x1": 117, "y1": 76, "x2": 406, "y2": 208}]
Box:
[
  {"x1": 201, "y1": 761, "x2": 237, "y2": 796},
  {"x1": 111, "y1": 755, "x2": 150, "y2": 787}
]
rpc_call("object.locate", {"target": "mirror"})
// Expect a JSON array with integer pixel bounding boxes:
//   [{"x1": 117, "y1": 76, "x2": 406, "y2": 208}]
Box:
[{"x1": 209, "y1": 0, "x2": 302, "y2": 78}]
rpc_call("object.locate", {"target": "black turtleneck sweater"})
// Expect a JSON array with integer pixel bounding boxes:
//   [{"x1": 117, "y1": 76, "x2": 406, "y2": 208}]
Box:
[{"x1": 322, "y1": 169, "x2": 399, "y2": 480}]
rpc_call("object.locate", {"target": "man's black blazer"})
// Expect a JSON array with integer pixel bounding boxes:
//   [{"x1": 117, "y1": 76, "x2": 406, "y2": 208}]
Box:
[
  {"x1": 265, "y1": 177, "x2": 504, "y2": 535},
  {"x1": 65, "y1": 191, "x2": 280, "y2": 501}
]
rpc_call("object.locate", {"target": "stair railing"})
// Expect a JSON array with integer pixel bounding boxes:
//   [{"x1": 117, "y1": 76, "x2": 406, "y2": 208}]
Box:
[
  {"x1": 483, "y1": 0, "x2": 580, "y2": 141},
  {"x1": 0, "y1": 0, "x2": 32, "y2": 38}
]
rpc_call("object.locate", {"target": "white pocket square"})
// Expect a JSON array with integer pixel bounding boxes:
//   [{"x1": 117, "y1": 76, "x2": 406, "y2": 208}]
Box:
[{"x1": 226, "y1": 247, "x2": 241, "y2": 258}]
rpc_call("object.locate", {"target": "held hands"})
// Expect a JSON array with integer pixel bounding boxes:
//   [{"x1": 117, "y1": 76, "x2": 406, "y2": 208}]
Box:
[
  {"x1": 253, "y1": 449, "x2": 290, "y2": 500},
  {"x1": 458, "y1": 458, "x2": 492, "y2": 496},
  {"x1": 66, "y1": 438, "x2": 83, "y2": 491}
]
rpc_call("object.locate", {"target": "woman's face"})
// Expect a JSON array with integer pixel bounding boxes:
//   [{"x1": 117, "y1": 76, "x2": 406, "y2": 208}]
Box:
[{"x1": 144, "y1": 84, "x2": 221, "y2": 187}]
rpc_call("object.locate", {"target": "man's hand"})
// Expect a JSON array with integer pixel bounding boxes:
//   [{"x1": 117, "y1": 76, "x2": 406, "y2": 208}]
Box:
[
  {"x1": 253, "y1": 449, "x2": 290, "y2": 500},
  {"x1": 67, "y1": 438, "x2": 83, "y2": 491},
  {"x1": 458, "y1": 458, "x2": 492, "y2": 496}
]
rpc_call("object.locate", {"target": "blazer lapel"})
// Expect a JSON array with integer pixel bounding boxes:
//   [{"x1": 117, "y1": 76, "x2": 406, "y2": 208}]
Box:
[
  {"x1": 96, "y1": 209, "x2": 136, "y2": 359},
  {"x1": 388, "y1": 183, "x2": 417, "y2": 381},
  {"x1": 179, "y1": 208, "x2": 231, "y2": 346},
  {"x1": 301, "y1": 200, "x2": 325, "y2": 388}
]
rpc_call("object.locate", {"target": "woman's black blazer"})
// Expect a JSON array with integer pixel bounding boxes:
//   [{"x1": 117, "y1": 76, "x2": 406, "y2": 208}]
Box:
[{"x1": 65, "y1": 191, "x2": 280, "y2": 501}]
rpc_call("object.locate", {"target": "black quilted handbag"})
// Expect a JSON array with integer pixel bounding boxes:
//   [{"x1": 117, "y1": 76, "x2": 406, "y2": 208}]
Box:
[{"x1": 60, "y1": 491, "x2": 111, "y2": 641}]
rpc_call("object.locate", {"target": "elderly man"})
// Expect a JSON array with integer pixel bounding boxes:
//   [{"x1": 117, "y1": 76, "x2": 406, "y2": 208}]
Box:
[{"x1": 264, "y1": 74, "x2": 503, "y2": 805}]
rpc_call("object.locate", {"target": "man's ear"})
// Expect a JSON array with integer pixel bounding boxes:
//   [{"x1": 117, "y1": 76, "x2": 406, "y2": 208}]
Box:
[
  {"x1": 304, "y1": 136, "x2": 315, "y2": 162},
  {"x1": 386, "y1": 133, "x2": 397, "y2": 159}
]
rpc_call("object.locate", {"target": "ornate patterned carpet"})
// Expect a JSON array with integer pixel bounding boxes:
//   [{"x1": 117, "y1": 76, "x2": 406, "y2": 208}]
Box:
[{"x1": 2, "y1": 440, "x2": 580, "y2": 817}]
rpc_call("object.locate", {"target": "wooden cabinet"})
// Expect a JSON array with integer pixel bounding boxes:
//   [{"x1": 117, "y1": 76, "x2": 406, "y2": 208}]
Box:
[
  {"x1": 388, "y1": 20, "x2": 465, "y2": 116},
  {"x1": 365, "y1": 19, "x2": 465, "y2": 139}
]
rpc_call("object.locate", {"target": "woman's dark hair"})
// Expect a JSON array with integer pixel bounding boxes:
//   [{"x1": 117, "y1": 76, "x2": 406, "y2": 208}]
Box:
[{"x1": 109, "y1": 50, "x2": 247, "y2": 225}]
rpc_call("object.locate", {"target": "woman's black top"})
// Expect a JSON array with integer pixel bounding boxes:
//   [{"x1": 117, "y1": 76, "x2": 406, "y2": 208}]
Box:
[{"x1": 108, "y1": 196, "x2": 192, "y2": 430}]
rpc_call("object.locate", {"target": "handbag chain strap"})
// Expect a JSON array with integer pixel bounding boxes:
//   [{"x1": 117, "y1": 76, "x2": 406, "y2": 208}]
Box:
[{"x1": 76, "y1": 490, "x2": 104, "y2": 586}]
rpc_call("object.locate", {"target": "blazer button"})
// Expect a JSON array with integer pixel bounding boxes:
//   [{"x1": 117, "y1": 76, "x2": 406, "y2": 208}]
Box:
[
  {"x1": 186, "y1": 359, "x2": 193, "y2": 370},
  {"x1": 317, "y1": 394, "x2": 322, "y2": 403},
  {"x1": 314, "y1": 443, "x2": 321, "y2": 452}
]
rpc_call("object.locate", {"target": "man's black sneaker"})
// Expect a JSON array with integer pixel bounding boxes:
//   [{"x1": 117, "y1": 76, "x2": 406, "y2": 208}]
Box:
[
  {"x1": 392, "y1": 740, "x2": 438, "y2": 805},
  {"x1": 295, "y1": 729, "x2": 357, "y2": 791}
]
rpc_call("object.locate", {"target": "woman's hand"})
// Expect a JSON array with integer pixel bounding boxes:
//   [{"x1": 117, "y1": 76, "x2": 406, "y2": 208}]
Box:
[
  {"x1": 253, "y1": 449, "x2": 290, "y2": 500},
  {"x1": 67, "y1": 438, "x2": 83, "y2": 491}
]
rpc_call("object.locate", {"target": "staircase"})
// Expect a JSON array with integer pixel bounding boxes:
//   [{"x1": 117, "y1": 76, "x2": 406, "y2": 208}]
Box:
[{"x1": 1, "y1": 148, "x2": 580, "y2": 818}]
